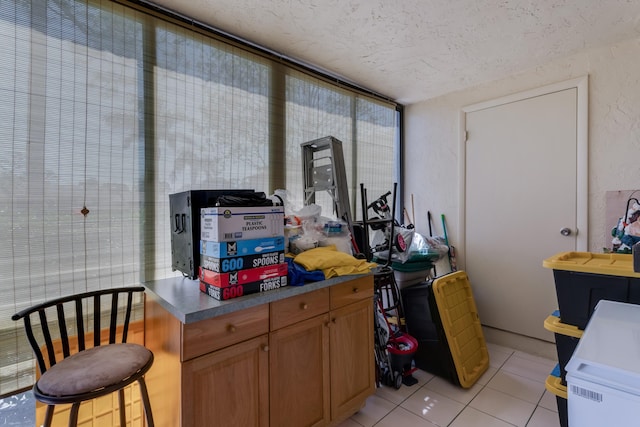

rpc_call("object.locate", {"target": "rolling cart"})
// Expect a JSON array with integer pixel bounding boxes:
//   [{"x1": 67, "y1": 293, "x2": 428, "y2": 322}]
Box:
[
  {"x1": 373, "y1": 292, "x2": 418, "y2": 389},
  {"x1": 359, "y1": 183, "x2": 418, "y2": 387}
]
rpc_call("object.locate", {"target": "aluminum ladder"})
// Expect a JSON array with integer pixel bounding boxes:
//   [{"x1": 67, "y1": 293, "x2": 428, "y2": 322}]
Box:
[{"x1": 301, "y1": 136, "x2": 355, "y2": 241}]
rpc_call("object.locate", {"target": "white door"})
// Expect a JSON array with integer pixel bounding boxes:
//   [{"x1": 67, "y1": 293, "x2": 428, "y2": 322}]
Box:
[{"x1": 464, "y1": 80, "x2": 587, "y2": 341}]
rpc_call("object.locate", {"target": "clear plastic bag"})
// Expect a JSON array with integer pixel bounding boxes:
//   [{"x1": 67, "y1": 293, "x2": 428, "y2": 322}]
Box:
[{"x1": 374, "y1": 230, "x2": 448, "y2": 263}]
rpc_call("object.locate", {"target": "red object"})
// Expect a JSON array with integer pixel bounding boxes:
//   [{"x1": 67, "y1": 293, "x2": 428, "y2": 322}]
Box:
[
  {"x1": 199, "y1": 263, "x2": 287, "y2": 287},
  {"x1": 387, "y1": 333, "x2": 418, "y2": 376}
]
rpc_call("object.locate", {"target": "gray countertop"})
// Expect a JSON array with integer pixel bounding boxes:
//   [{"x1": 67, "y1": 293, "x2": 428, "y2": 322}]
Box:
[{"x1": 143, "y1": 274, "x2": 371, "y2": 324}]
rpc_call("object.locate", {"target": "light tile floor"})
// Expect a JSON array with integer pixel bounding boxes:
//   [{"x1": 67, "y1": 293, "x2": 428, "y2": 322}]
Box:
[
  {"x1": 1, "y1": 343, "x2": 560, "y2": 427},
  {"x1": 338, "y1": 342, "x2": 560, "y2": 427}
]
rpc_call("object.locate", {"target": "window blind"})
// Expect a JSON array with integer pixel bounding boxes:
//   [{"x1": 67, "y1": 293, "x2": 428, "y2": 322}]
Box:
[
  {"x1": 0, "y1": 0, "x2": 399, "y2": 397},
  {"x1": 285, "y1": 71, "x2": 398, "y2": 219}
]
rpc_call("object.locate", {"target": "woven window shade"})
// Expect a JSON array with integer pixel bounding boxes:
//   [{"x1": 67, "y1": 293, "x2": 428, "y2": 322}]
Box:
[{"x1": 285, "y1": 71, "x2": 398, "y2": 220}]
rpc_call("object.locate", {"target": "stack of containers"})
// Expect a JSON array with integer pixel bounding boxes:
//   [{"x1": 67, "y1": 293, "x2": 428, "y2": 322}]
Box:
[
  {"x1": 543, "y1": 311, "x2": 583, "y2": 386},
  {"x1": 542, "y1": 251, "x2": 640, "y2": 427},
  {"x1": 542, "y1": 311, "x2": 582, "y2": 427},
  {"x1": 545, "y1": 365, "x2": 568, "y2": 427},
  {"x1": 199, "y1": 205, "x2": 287, "y2": 301},
  {"x1": 389, "y1": 254, "x2": 437, "y2": 289}
]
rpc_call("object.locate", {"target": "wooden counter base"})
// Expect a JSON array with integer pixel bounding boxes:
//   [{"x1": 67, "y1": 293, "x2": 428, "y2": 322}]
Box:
[{"x1": 145, "y1": 275, "x2": 374, "y2": 427}]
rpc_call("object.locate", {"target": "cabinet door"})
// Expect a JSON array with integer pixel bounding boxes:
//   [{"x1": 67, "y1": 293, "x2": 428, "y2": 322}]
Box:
[
  {"x1": 269, "y1": 313, "x2": 330, "y2": 427},
  {"x1": 330, "y1": 297, "x2": 375, "y2": 419},
  {"x1": 182, "y1": 335, "x2": 269, "y2": 427}
]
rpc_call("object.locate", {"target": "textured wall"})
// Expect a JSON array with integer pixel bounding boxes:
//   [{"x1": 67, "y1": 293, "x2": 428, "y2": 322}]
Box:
[{"x1": 405, "y1": 36, "x2": 640, "y2": 256}]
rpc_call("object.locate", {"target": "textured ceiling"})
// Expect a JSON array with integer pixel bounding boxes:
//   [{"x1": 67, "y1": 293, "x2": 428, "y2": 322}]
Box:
[{"x1": 150, "y1": 0, "x2": 640, "y2": 104}]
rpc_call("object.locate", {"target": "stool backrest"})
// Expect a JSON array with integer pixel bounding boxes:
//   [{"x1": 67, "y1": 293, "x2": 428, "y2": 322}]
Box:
[{"x1": 12, "y1": 287, "x2": 145, "y2": 375}]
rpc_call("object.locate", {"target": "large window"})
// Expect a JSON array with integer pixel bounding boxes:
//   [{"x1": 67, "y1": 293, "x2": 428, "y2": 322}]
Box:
[
  {"x1": 0, "y1": 0, "x2": 400, "y2": 395},
  {"x1": 285, "y1": 71, "x2": 397, "y2": 218}
]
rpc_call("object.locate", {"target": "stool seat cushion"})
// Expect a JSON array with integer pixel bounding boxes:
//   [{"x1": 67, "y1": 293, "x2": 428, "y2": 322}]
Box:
[{"x1": 37, "y1": 343, "x2": 152, "y2": 397}]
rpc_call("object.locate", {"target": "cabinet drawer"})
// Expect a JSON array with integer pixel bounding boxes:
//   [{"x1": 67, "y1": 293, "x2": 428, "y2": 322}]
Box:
[
  {"x1": 182, "y1": 304, "x2": 269, "y2": 361},
  {"x1": 330, "y1": 275, "x2": 374, "y2": 310},
  {"x1": 270, "y1": 287, "x2": 330, "y2": 330}
]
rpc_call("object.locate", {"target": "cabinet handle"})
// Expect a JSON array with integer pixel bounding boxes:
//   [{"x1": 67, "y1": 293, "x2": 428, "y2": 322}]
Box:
[
  {"x1": 352, "y1": 287, "x2": 359, "y2": 293},
  {"x1": 331, "y1": 318, "x2": 337, "y2": 324},
  {"x1": 300, "y1": 303, "x2": 309, "y2": 310},
  {"x1": 262, "y1": 344, "x2": 270, "y2": 352},
  {"x1": 227, "y1": 324, "x2": 237, "y2": 333},
  {"x1": 324, "y1": 321, "x2": 331, "y2": 328}
]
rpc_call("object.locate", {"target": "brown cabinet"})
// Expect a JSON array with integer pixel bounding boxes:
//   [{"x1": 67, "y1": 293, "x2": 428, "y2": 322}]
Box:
[
  {"x1": 182, "y1": 335, "x2": 269, "y2": 427},
  {"x1": 145, "y1": 275, "x2": 374, "y2": 427},
  {"x1": 269, "y1": 313, "x2": 330, "y2": 427},
  {"x1": 329, "y1": 298, "x2": 375, "y2": 419}
]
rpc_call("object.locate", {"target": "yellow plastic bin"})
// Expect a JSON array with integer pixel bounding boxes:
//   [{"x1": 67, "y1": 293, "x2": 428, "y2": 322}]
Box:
[
  {"x1": 544, "y1": 311, "x2": 583, "y2": 386},
  {"x1": 546, "y1": 364, "x2": 568, "y2": 427},
  {"x1": 401, "y1": 271, "x2": 489, "y2": 388},
  {"x1": 543, "y1": 251, "x2": 640, "y2": 329}
]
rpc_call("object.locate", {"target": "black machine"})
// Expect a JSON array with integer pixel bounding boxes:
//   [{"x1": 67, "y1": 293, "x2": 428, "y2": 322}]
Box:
[{"x1": 169, "y1": 189, "x2": 258, "y2": 279}]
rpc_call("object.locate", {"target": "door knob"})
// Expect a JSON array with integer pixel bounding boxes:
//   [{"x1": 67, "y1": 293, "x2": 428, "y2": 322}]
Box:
[{"x1": 560, "y1": 227, "x2": 572, "y2": 236}]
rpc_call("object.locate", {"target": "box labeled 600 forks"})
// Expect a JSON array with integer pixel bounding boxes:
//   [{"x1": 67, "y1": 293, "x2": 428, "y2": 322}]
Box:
[
  {"x1": 199, "y1": 274, "x2": 288, "y2": 301},
  {"x1": 199, "y1": 263, "x2": 288, "y2": 288}
]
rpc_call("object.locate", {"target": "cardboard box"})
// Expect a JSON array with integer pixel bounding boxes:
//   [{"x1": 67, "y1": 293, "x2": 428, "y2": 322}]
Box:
[
  {"x1": 200, "y1": 236, "x2": 285, "y2": 258},
  {"x1": 201, "y1": 206, "x2": 284, "y2": 242},
  {"x1": 201, "y1": 251, "x2": 285, "y2": 273},
  {"x1": 199, "y1": 263, "x2": 288, "y2": 288},
  {"x1": 199, "y1": 275, "x2": 288, "y2": 301}
]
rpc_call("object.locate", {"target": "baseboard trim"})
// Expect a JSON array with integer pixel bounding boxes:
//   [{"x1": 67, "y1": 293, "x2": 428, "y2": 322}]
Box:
[{"x1": 482, "y1": 325, "x2": 557, "y2": 361}]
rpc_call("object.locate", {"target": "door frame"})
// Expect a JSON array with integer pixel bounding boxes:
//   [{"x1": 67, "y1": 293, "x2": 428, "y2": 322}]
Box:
[{"x1": 458, "y1": 76, "x2": 589, "y2": 269}]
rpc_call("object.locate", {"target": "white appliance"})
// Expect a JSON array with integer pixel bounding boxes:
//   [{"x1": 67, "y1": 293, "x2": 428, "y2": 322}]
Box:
[{"x1": 566, "y1": 300, "x2": 640, "y2": 427}]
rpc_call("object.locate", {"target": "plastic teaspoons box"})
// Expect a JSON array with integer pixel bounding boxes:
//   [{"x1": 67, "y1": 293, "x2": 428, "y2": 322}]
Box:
[{"x1": 200, "y1": 206, "x2": 284, "y2": 242}]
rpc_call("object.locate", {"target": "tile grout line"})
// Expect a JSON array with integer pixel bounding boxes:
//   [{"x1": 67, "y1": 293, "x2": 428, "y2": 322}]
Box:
[
  {"x1": 461, "y1": 351, "x2": 547, "y2": 427},
  {"x1": 443, "y1": 366, "x2": 520, "y2": 427},
  {"x1": 362, "y1": 349, "x2": 556, "y2": 427},
  {"x1": 351, "y1": 346, "x2": 559, "y2": 427}
]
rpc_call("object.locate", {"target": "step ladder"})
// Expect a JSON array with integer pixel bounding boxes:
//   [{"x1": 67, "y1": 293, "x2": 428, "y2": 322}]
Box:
[{"x1": 301, "y1": 136, "x2": 355, "y2": 242}]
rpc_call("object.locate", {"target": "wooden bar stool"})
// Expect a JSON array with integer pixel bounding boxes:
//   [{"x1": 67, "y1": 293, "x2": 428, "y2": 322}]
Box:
[{"x1": 12, "y1": 286, "x2": 154, "y2": 427}]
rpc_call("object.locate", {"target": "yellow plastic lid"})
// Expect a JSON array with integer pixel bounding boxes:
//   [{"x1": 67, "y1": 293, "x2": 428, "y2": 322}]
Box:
[
  {"x1": 543, "y1": 314, "x2": 583, "y2": 338},
  {"x1": 545, "y1": 373, "x2": 567, "y2": 399},
  {"x1": 431, "y1": 271, "x2": 490, "y2": 388},
  {"x1": 542, "y1": 251, "x2": 640, "y2": 278}
]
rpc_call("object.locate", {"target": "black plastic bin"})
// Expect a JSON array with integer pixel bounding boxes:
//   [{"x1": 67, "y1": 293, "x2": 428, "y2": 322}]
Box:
[
  {"x1": 543, "y1": 311, "x2": 582, "y2": 386},
  {"x1": 543, "y1": 252, "x2": 640, "y2": 330},
  {"x1": 546, "y1": 364, "x2": 568, "y2": 427},
  {"x1": 552, "y1": 269, "x2": 629, "y2": 329},
  {"x1": 401, "y1": 280, "x2": 456, "y2": 381},
  {"x1": 400, "y1": 272, "x2": 489, "y2": 388}
]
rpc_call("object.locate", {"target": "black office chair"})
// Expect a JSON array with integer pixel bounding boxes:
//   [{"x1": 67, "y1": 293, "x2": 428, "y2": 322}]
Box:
[{"x1": 12, "y1": 286, "x2": 154, "y2": 427}]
